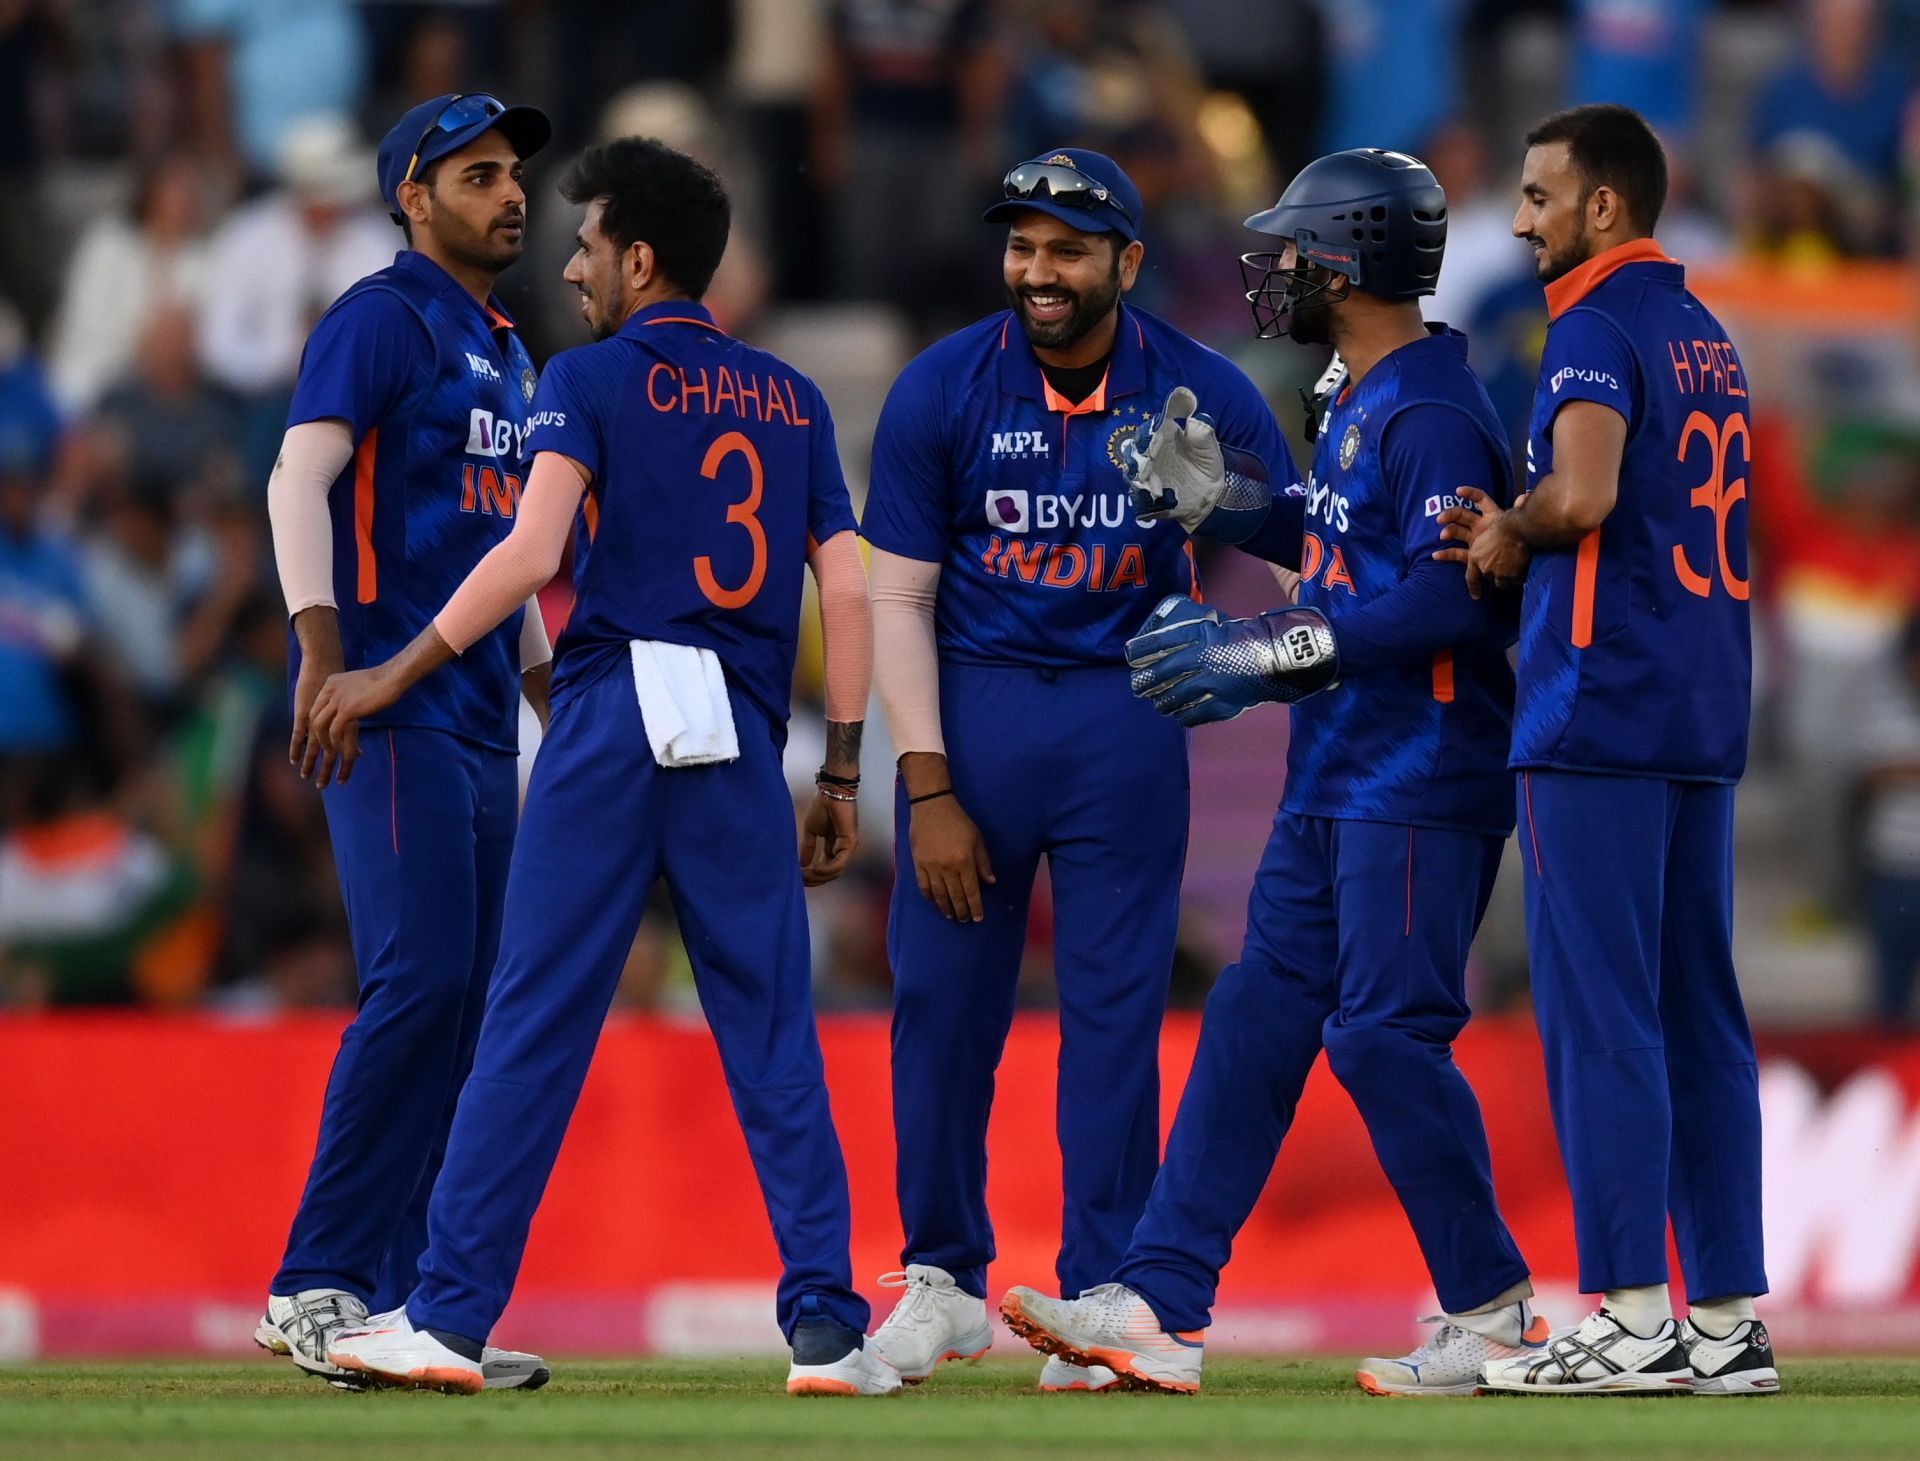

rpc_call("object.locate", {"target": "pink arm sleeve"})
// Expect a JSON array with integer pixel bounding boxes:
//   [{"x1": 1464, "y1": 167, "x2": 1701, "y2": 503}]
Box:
[
  {"x1": 809, "y1": 529, "x2": 872, "y2": 724},
  {"x1": 266, "y1": 419, "x2": 355, "y2": 615},
  {"x1": 432, "y1": 452, "x2": 586, "y2": 654},
  {"x1": 869, "y1": 546, "x2": 944, "y2": 756}
]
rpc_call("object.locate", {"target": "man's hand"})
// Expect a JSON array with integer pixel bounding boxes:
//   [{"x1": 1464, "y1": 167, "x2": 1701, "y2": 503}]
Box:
[
  {"x1": 1434, "y1": 486, "x2": 1531, "y2": 599},
  {"x1": 907, "y1": 791, "x2": 996, "y2": 923},
  {"x1": 289, "y1": 607, "x2": 346, "y2": 787},
  {"x1": 1126, "y1": 594, "x2": 1339, "y2": 725},
  {"x1": 307, "y1": 664, "x2": 406, "y2": 784},
  {"x1": 800, "y1": 791, "x2": 859, "y2": 886},
  {"x1": 1122, "y1": 387, "x2": 1273, "y2": 542}
]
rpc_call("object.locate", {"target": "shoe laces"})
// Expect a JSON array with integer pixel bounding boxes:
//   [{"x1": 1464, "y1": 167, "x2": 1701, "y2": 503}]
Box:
[{"x1": 875, "y1": 1270, "x2": 948, "y2": 1327}]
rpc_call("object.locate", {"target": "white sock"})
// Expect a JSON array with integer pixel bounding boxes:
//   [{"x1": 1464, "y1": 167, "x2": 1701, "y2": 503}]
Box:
[
  {"x1": 1687, "y1": 1295, "x2": 1757, "y2": 1337},
  {"x1": 1447, "y1": 1299, "x2": 1530, "y2": 1347},
  {"x1": 1603, "y1": 1284, "x2": 1672, "y2": 1337}
]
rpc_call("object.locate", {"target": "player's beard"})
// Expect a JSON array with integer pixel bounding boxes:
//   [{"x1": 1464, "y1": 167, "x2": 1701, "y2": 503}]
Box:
[
  {"x1": 440, "y1": 209, "x2": 527, "y2": 276},
  {"x1": 1008, "y1": 265, "x2": 1121, "y2": 352},
  {"x1": 1529, "y1": 218, "x2": 1591, "y2": 284},
  {"x1": 1285, "y1": 291, "x2": 1335, "y2": 346}
]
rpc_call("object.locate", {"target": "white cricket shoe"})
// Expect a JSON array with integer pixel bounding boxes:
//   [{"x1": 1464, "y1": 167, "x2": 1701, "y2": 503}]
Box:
[
  {"x1": 1679, "y1": 1317, "x2": 1780, "y2": 1395},
  {"x1": 867, "y1": 1266, "x2": 992, "y2": 1382},
  {"x1": 786, "y1": 1340, "x2": 903, "y2": 1396},
  {"x1": 1355, "y1": 1309, "x2": 1551, "y2": 1396},
  {"x1": 481, "y1": 1346, "x2": 552, "y2": 1391},
  {"x1": 327, "y1": 1307, "x2": 484, "y2": 1394},
  {"x1": 1479, "y1": 1309, "x2": 1694, "y2": 1395},
  {"x1": 1038, "y1": 1355, "x2": 1119, "y2": 1392},
  {"x1": 254, "y1": 1289, "x2": 369, "y2": 1379},
  {"x1": 1000, "y1": 1283, "x2": 1202, "y2": 1395}
]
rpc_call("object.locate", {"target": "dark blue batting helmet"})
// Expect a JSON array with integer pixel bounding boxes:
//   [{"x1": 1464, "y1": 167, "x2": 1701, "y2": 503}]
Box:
[{"x1": 1241, "y1": 148, "x2": 1447, "y2": 338}]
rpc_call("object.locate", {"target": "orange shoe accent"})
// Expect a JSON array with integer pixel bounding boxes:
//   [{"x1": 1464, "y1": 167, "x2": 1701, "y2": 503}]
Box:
[
  {"x1": 787, "y1": 1377, "x2": 860, "y2": 1396},
  {"x1": 1523, "y1": 1316, "x2": 1552, "y2": 1344},
  {"x1": 408, "y1": 1365, "x2": 484, "y2": 1395},
  {"x1": 997, "y1": 1292, "x2": 1196, "y2": 1396},
  {"x1": 1355, "y1": 1369, "x2": 1394, "y2": 1397}
]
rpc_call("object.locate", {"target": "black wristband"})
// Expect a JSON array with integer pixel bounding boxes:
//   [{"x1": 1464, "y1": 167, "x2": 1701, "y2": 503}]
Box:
[
  {"x1": 816, "y1": 769, "x2": 860, "y2": 788},
  {"x1": 908, "y1": 787, "x2": 955, "y2": 806}
]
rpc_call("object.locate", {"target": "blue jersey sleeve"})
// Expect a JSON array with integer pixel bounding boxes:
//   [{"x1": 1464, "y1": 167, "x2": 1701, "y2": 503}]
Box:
[
  {"x1": 1327, "y1": 402, "x2": 1506, "y2": 674},
  {"x1": 806, "y1": 385, "x2": 858, "y2": 544},
  {"x1": 287, "y1": 288, "x2": 433, "y2": 440},
  {"x1": 860, "y1": 362, "x2": 951, "y2": 563},
  {"x1": 522, "y1": 346, "x2": 616, "y2": 481},
  {"x1": 1191, "y1": 356, "x2": 1304, "y2": 568},
  {"x1": 1538, "y1": 308, "x2": 1637, "y2": 428}
]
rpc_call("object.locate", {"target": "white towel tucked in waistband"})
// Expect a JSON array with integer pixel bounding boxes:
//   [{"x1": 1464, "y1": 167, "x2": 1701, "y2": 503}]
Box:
[{"x1": 628, "y1": 639, "x2": 739, "y2": 768}]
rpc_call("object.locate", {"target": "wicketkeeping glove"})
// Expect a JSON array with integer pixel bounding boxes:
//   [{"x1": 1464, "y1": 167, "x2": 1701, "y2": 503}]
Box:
[
  {"x1": 1125, "y1": 593, "x2": 1341, "y2": 726},
  {"x1": 1121, "y1": 387, "x2": 1275, "y2": 543}
]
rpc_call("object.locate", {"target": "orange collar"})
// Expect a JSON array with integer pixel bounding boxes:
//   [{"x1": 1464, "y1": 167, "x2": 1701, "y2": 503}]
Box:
[
  {"x1": 1041, "y1": 369, "x2": 1109, "y2": 415},
  {"x1": 1543, "y1": 238, "x2": 1675, "y2": 320}
]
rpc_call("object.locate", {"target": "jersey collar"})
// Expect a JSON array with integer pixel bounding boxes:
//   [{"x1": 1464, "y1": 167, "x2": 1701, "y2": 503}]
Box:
[
  {"x1": 392, "y1": 249, "x2": 518, "y2": 335},
  {"x1": 618, "y1": 298, "x2": 725, "y2": 337},
  {"x1": 1543, "y1": 237, "x2": 1680, "y2": 320},
  {"x1": 998, "y1": 302, "x2": 1148, "y2": 408}
]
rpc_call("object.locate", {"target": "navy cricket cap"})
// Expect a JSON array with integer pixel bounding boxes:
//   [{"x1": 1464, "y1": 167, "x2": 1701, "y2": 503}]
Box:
[
  {"x1": 377, "y1": 93, "x2": 552, "y2": 223},
  {"x1": 983, "y1": 147, "x2": 1142, "y2": 243}
]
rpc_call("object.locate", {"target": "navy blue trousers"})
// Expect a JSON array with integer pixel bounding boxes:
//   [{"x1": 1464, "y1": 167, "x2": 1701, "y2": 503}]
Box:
[
  {"x1": 407, "y1": 661, "x2": 867, "y2": 1343},
  {"x1": 276, "y1": 728, "x2": 517, "y2": 1311},
  {"x1": 1520, "y1": 770, "x2": 1767, "y2": 1301},
  {"x1": 890, "y1": 663, "x2": 1188, "y2": 1301},
  {"x1": 1117, "y1": 811, "x2": 1529, "y2": 1330}
]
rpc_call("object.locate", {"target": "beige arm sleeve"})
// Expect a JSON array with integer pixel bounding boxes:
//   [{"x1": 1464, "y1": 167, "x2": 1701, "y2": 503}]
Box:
[
  {"x1": 266, "y1": 419, "x2": 355, "y2": 616},
  {"x1": 869, "y1": 546, "x2": 944, "y2": 756},
  {"x1": 809, "y1": 530, "x2": 872, "y2": 723},
  {"x1": 432, "y1": 452, "x2": 586, "y2": 654}
]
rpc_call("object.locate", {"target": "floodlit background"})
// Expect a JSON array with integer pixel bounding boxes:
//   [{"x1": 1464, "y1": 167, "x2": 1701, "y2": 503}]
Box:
[{"x1": 2, "y1": 0, "x2": 1919, "y2": 1360}]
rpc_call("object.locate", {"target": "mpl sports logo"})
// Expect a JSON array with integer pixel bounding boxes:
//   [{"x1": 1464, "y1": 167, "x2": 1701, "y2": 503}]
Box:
[
  {"x1": 990, "y1": 429, "x2": 1050, "y2": 461},
  {"x1": 1550, "y1": 365, "x2": 1619, "y2": 394},
  {"x1": 465, "y1": 351, "x2": 502, "y2": 383}
]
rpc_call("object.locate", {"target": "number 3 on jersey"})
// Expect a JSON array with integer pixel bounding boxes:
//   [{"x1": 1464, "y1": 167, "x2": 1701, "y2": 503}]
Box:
[
  {"x1": 1673, "y1": 409, "x2": 1749, "y2": 601},
  {"x1": 695, "y1": 430, "x2": 767, "y2": 610}
]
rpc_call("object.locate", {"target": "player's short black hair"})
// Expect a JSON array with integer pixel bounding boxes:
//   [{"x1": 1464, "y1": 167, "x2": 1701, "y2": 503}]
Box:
[
  {"x1": 560, "y1": 137, "x2": 730, "y2": 300},
  {"x1": 1525, "y1": 104, "x2": 1667, "y2": 234}
]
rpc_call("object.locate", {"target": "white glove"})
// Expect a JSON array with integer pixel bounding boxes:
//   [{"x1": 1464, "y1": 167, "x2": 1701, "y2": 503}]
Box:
[{"x1": 1122, "y1": 387, "x2": 1275, "y2": 542}]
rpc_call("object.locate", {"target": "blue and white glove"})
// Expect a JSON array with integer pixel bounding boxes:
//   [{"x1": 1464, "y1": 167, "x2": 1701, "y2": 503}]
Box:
[
  {"x1": 1125, "y1": 593, "x2": 1341, "y2": 726},
  {"x1": 1121, "y1": 387, "x2": 1275, "y2": 543}
]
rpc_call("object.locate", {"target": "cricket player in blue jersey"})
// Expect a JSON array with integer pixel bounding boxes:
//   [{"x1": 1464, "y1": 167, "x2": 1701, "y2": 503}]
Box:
[
  {"x1": 859, "y1": 149, "x2": 1285, "y2": 1393},
  {"x1": 258, "y1": 92, "x2": 554, "y2": 1389},
  {"x1": 310, "y1": 137, "x2": 895, "y2": 1397},
  {"x1": 1000, "y1": 149, "x2": 1546, "y2": 1396},
  {"x1": 1441, "y1": 106, "x2": 1776, "y2": 1397}
]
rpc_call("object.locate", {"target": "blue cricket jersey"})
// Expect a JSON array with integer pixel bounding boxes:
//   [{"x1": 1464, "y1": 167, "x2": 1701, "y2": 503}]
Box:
[
  {"x1": 1286, "y1": 329, "x2": 1516, "y2": 836},
  {"x1": 521, "y1": 299, "x2": 856, "y2": 730},
  {"x1": 287, "y1": 250, "x2": 535, "y2": 752},
  {"x1": 861, "y1": 303, "x2": 1286, "y2": 668},
  {"x1": 1513, "y1": 240, "x2": 1752, "y2": 782}
]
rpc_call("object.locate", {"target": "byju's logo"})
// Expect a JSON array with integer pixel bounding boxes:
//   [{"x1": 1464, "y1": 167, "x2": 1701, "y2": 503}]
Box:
[
  {"x1": 986, "y1": 489, "x2": 1030, "y2": 533},
  {"x1": 990, "y1": 430, "x2": 1049, "y2": 460},
  {"x1": 1550, "y1": 366, "x2": 1618, "y2": 394}
]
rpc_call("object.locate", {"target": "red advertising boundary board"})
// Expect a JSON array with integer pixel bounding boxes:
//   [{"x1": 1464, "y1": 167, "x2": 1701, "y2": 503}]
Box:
[{"x1": 3, "y1": 1014, "x2": 1918, "y2": 1356}]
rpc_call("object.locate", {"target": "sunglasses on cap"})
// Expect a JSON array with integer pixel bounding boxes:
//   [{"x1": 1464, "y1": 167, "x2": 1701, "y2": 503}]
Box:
[
  {"x1": 1001, "y1": 160, "x2": 1134, "y2": 226},
  {"x1": 401, "y1": 93, "x2": 508, "y2": 187}
]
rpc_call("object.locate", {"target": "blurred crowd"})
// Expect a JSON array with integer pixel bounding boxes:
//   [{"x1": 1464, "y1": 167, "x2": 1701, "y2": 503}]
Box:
[{"x1": 4, "y1": 0, "x2": 1920, "y2": 1023}]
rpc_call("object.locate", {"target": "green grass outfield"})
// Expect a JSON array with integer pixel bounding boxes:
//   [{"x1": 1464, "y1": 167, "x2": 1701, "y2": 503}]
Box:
[{"x1": 2, "y1": 1356, "x2": 1917, "y2": 1459}]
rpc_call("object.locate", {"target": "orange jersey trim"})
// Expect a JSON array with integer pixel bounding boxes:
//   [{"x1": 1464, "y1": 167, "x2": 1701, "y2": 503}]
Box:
[
  {"x1": 645, "y1": 315, "x2": 727, "y2": 334},
  {"x1": 353, "y1": 429, "x2": 379, "y2": 604},
  {"x1": 1570, "y1": 527, "x2": 1601, "y2": 648},
  {"x1": 1544, "y1": 237, "x2": 1675, "y2": 320},
  {"x1": 581, "y1": 491, "x2": 601, "y2": 544},
  {"x1": 1040, "y1": 368, "x2": 1110, "y2": 415},
  {"x1": 1430, "y1": 648, "x2": 1455, "y2": 704}
]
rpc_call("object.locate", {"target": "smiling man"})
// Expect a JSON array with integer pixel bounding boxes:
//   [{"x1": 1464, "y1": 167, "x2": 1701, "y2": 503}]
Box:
[
  {"x1": 258, "y1": 92, "x2": 553, "y2": 1390},
  {"x1": 859, "y1": 148, "x2": 1284, "y2": 1392}
]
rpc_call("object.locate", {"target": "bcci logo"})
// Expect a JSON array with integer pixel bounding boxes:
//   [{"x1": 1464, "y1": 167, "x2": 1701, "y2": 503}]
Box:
[
  {"x1": 985, "y1": 489, "x2": 1030, "y2": 533},
  {"x1": 1106, "y1": 420, "x2": 1144, "y2": 471},
  {"x1": 521, "y1": 365, "x2": 537, "y2": 402},
  {"x1": 1339, "y1": 423, "x2": 1362, "y2": 471}
]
